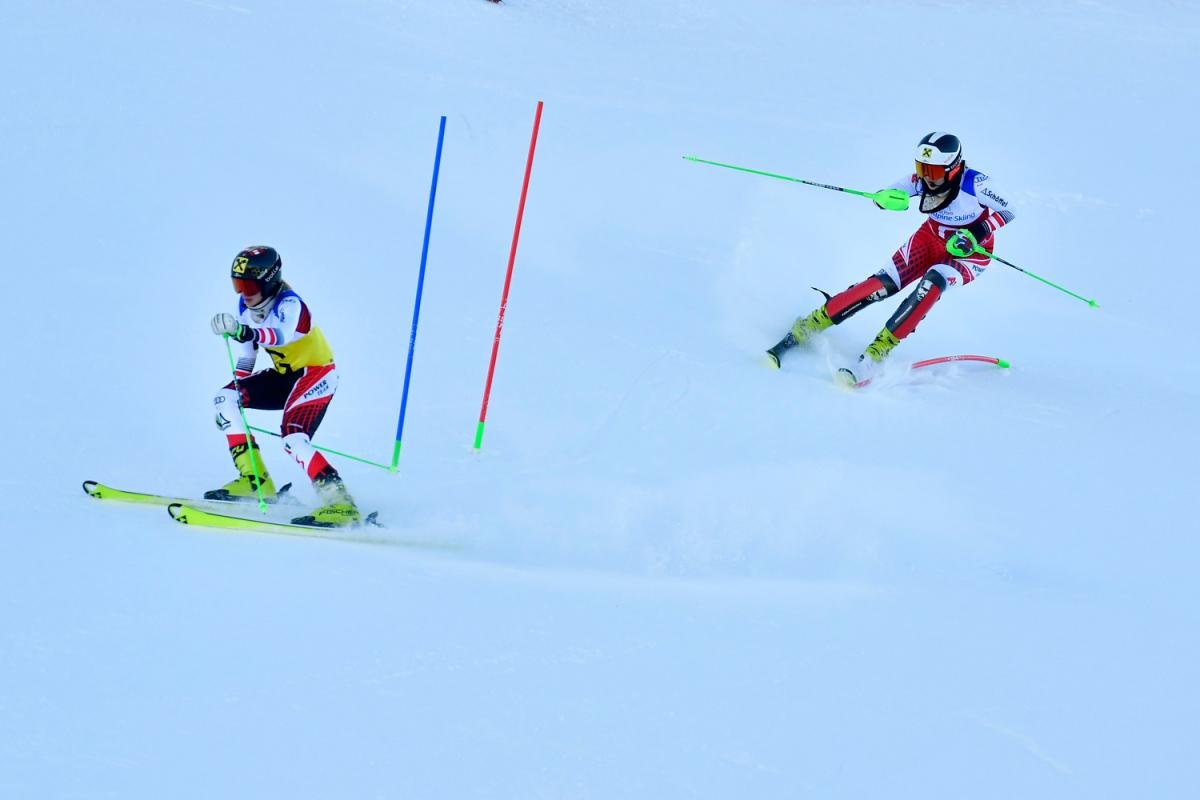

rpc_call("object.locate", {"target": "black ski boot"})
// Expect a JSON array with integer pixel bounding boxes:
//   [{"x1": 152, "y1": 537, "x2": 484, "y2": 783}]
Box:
[
  {"x1": 765, "y1": 306, "x2": 834, "y2": 369},
  {"x1": 765, "y1": 332, "x2": 798, "y2": 369}
]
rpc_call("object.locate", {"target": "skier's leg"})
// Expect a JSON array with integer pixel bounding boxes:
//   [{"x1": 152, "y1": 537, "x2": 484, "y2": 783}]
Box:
[
  {"x1": 279, "y1": 365, "x2": 336, "y2": 480},
  {"x1": 767, "y1": 224, "x2": 925, "y2": 369},
  {"x1": 279, "y1": 364, "x2": 337, "y2": 442},
  {"x1": 766, "y1": 272, "x2": 900, "y2": 367},
  {"x1": 822, "y1": 272, "x2": 901, "y2": 325},
  {"x1": 876, "y1": 268, "x2": 949, "y2": 355},
  {"x1": 279, "y1": 365, "x2": 360, "y2": 527},
  {"x1": 837, "y1": 268, "x2": 950, "y2": 385},
  {"x1": 205, "y1": 371, "x2": 290, "y2": 500},
  {"x1": 281, "y1": 429, "x2": 359, "y2": 526},
  {"x1": 213, "y1": 387, "x2": 241, "y2": 437},
  {"x1": 862, "y1": 220, "x2": 985, "y2": 364},
  {"x1": 836, "y1": 223, "x2": 952, "y2": 385}
]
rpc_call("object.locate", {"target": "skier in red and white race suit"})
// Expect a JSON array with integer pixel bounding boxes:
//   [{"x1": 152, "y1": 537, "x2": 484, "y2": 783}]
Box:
[
  {"x1": 766, "y1": 132, "x2": 1016, "y2": 382},
  {"x1": 206, "y1": 246, "x2": 360, "y2": 526}
]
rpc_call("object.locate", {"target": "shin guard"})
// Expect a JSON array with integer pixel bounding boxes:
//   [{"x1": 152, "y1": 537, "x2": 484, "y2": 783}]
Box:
[
  {"x1": 825, "y1": 273, "x2": 899, "y2": 324},
  {"x1": 886, "y1": 270, "x2": 947, "y2": 340}
]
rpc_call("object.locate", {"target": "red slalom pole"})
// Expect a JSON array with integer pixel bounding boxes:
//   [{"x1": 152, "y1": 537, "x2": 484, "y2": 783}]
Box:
[
  {"x1": 854, "y1": 355, "x2": 1010, "y2": 388},
  {"x1": 910, "y1": 355, "x2": 1009, "y2": 370},
  {"x1": 474, "y1": 100, "x2": 544, "y2": 450}
]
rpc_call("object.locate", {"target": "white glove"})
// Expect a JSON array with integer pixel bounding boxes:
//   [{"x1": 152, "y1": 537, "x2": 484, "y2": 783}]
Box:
[{"x1": 211, "y1": 312, "x2": 244, "y2": 337}]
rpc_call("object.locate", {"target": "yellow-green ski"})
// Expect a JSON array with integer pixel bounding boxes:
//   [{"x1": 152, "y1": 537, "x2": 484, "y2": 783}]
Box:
[
  {"x1": 83, "y1": 480, "x2": 193, "y2": 505},
  {"x1": 167, "y1": 503, "x2": 399, "y2": 546},
  {"x1": 82, "y1": 480, "x2": 293, "y2": 507}
]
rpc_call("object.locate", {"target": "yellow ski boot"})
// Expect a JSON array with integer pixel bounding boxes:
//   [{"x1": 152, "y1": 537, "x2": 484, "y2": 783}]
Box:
[
  {"x1": 293, "y1": 471, "x2": 361, "y2": 528},
  {"x1": 204, "y1": 441, "x2": 277, "y2": 501},
  {"x1": 836, "y1": 329, "x2": 902, "y2": 387},
  {"x1": 864, "y1": 328, "x2": 901, "y2": 363}
]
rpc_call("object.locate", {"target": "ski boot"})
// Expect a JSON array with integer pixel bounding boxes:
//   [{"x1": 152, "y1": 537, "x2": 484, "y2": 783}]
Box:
[
  {"x1": 293, "y1": 469, "x2": 361, "y2": 528},
  {"x1": 836, "y1": 328, "x2": 901, "y2": 386},
  {"x1": 204, "y1": 440, "x2": 277, "y2": 501},
  {"x1": 765, "y1": 306, "x2": 833, "y2": 368},
  {"x1": 864, "y1": 328, "x2": 901, "y2": 363}
]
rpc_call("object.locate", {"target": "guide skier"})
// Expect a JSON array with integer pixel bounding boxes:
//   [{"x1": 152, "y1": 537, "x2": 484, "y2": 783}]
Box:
[
  {"x1": 765, "y1": 132, "x2": 1016, "y2": 383},
  {"x1": 207, "y1": 246, "x2": 361, "y2": 526}
]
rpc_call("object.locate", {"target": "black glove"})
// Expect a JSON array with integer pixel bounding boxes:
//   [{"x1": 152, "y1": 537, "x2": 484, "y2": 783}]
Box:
[
  {"x1": 947, "y1": 231, "x2": 976, "y2": 258},
  {"x1": 965, "y1": 217, "x2": 991, "y2": 242}
]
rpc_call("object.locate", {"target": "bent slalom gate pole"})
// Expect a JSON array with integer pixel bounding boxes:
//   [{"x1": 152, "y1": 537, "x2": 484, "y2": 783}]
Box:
[
  {"x1": 684, "y1": 155, "x2": 911, "y2": 211},
  {"x1": 392, "y1": 115, "x2": 447, "y2": 471},
  {"x1": 852, "y1": 355, "x2": 1010, "y2": 389},
  {"x1": 947, "y1": 230, "x2": 1098, "y2": 307},
  {"x1": 222, "y1": 336, "x2": 268, "y2": 512},
  {"x1": 474, "y1": 100, "x2": 544, "y2": 450}
]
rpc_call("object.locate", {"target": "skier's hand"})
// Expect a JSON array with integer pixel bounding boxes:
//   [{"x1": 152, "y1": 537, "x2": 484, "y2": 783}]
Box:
[
  {"x1": 211, "y1": 313, "x2": 253, "y2": 342},
  {"x1": 871, "y1": 189, "x2": 909, "y2": 211},
  {"x1": 947, "y1": 231, "x2": 976, "y2": 258}
]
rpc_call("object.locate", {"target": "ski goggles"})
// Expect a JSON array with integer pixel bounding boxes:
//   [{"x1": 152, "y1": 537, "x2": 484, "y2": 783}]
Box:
[
  {"x1": 232, "y1": 277, "x2": 264, "y2": 296},
  {"x1": 915, "y1": 161, "x2": 952, "y2": 182}
]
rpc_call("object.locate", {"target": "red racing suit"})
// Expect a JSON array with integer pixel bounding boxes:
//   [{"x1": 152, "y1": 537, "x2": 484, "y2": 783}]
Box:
[{"x1": 824, "y1": 167, "x2": 1016, "y2": 341}]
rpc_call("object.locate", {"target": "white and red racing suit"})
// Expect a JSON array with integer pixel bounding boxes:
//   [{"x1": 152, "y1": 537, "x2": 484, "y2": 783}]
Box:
[
  {"x1": 212, "y1": 285, "x2": 340, "y2": 481},
  {"x1": 822, "y1": 168, "x2": 1016, "y2": 341}
]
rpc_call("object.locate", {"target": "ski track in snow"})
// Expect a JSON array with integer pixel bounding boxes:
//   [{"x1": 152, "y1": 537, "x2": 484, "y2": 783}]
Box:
[{"x1": 971, "y1": 715, "x2": 1075, "y2": 777}]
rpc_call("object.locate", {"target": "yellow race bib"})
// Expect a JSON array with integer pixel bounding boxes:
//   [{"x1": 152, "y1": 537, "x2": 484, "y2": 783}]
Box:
[{"x1": 264, "y1": 326, "x2": 334, "y2": 374}]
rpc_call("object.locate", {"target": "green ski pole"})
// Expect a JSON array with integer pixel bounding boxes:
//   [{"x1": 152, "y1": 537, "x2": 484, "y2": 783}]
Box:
[
  {"x1": 222, "y1": 336, "x2": 268, "y2": 513},
  {"x1": 245, "y1": 425, "x2": 393, "y2": 472},
  {"x1": 947, "y1": 230, "x2": 1098, "y2": 308},
  {"x1": 684, "y1": 155, "x2": 910, "y2": 211}
]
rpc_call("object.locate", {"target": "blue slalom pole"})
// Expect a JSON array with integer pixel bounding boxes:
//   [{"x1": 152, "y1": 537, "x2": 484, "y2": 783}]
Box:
[{"x1": 391, "y1": 115, "x2": 446, "y2": 470}]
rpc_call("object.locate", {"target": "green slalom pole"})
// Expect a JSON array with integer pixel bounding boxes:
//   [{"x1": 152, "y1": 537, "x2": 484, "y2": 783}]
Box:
[
  {"x1": 246, "y1": 425, "x2": 393, "y2": 472},
  {"x1": 947, "y1": 230, "x2": 1098, "y2": 307},
  {"x1": 222, "y1": 336, "x2": 268, "y2": 513},
  {"x1": 684, "y1": 155, "x2": 911, "y2": 210}
]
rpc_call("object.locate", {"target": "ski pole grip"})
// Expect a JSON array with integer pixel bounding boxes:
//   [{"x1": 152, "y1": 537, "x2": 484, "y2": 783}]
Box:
[
  {"x1": 872, "y1": 188, "x2": 910, "y2": 211},
  {"x1": 946, "y1": 228, "x2": 979, "y2": 258}
]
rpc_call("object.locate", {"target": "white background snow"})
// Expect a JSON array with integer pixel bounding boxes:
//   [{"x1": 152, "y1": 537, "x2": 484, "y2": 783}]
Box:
[{"x1": 2, "y1": 0, "x2": 1197, "y2": 796}]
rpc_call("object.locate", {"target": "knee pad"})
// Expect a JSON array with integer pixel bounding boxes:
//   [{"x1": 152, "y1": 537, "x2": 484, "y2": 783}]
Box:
[{"x1": 213, "y1": 387, "x2": 240, "y2": 432}]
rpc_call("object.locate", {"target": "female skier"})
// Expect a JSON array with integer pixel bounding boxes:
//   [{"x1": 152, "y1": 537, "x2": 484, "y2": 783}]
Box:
[
  {"x1": 765, "y1": 132, "x2": 1016, "y2": 383},
  {"x1": 206, "y1": 245, "x2": 360, "y2": 527}
]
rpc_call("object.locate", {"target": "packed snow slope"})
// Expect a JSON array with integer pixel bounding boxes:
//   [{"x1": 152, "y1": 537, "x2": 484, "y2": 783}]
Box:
[{"x1": 2, "y1": 1, "x2": 1197, "y2": 797}]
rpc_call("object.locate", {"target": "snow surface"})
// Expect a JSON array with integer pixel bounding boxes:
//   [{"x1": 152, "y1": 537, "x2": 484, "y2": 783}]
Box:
[{"x1": 3, "y1": 0, "x2": 1198, "y2": 796}]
